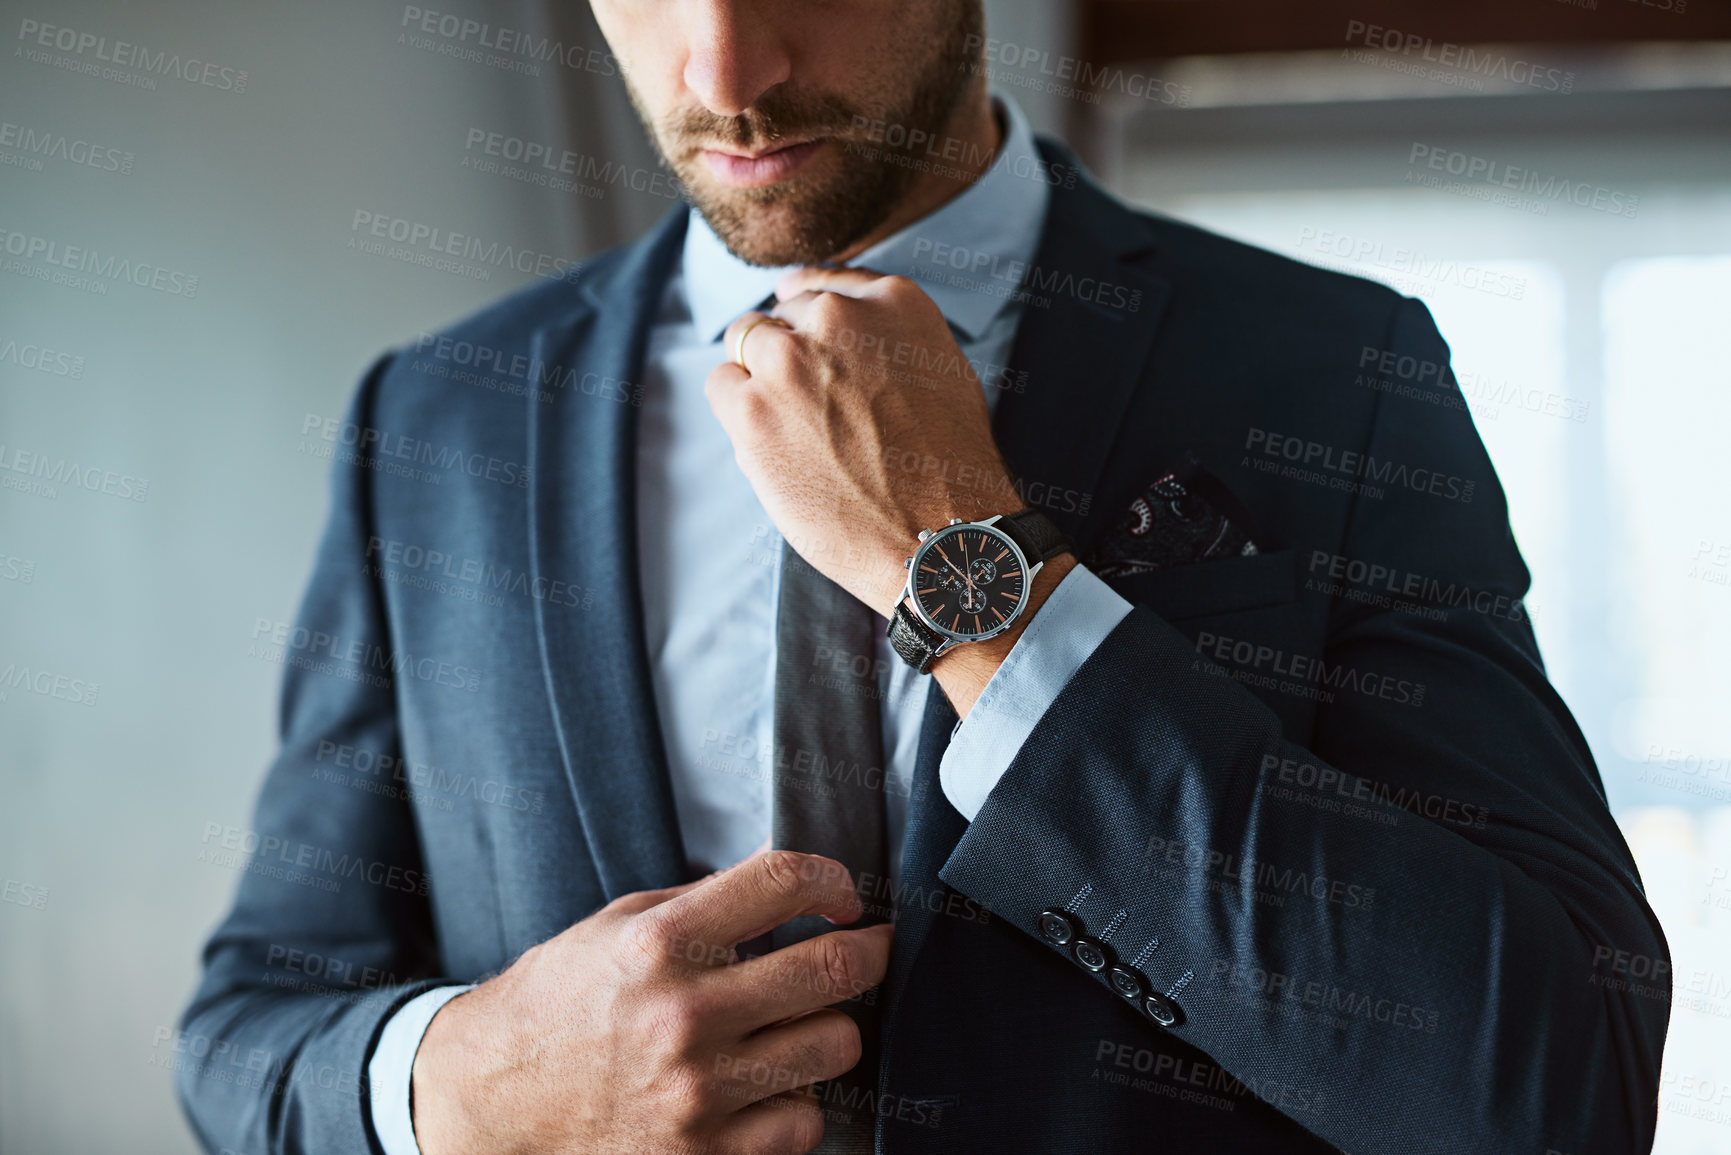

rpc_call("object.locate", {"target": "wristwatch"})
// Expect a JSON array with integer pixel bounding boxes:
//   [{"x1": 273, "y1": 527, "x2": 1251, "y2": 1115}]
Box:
[{"x1": 887, "y1": 507, "x2": 1071, "y2": 674}]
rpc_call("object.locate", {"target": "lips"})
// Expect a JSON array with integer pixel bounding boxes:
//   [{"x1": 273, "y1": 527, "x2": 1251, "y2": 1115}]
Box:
[{"x1": 700, "y1": 138, "x2": 824, "y2": 188}]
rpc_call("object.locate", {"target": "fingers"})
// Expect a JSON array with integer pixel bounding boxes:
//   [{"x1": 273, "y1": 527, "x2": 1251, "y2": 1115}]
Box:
[
  {"x1": 605, "y1": 871, "x2": 721, "y2": 917},
  {"x1": 709, "y1": 1008, "x2": 862, "y2": 1111},
  {"x1": 721, "y1": 310, "x2": 796, "y2": 376},
  {"x1": 644, "y1": 850, "x2": 864, "y2": 957},
  {"x1": 717, "y1": 1087, "x2": 826, "y2": 1155},
  {"x1": 702, "y1": 923, "x2": 892, "y2": 1033},
  {"x1": 775, "y1": 264, "x2": 889, "y2": 301}
]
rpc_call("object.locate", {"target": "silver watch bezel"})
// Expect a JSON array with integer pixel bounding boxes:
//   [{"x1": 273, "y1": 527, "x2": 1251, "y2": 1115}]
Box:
[{"x1": 899, "y1": 515, "x2": 1043, "y2": 648}]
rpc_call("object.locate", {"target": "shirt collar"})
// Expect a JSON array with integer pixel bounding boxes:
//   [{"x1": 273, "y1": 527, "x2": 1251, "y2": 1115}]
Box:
[{"x1": 682, "y1": 90, "x2": 1050, "y2": 345}]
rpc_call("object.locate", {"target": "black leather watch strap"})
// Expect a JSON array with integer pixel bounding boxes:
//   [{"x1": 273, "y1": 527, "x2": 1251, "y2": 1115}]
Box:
[
  {"x1": 887, "y1": 603, "x2": 947, "y2": 675},
  {"x1": 995, "y1": 507, "x2": 1070, "y2": 564}
]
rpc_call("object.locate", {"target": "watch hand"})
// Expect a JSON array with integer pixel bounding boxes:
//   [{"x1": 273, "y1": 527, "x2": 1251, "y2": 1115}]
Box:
[{"x1": 936, "y1": 546, "x2": 968, "y2": 586}]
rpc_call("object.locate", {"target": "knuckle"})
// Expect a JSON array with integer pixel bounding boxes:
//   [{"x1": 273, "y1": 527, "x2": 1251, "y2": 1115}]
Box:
[
  {"x1": 640, "y1": 991, "x2": 705, "y2": 1052},
  {"x1": 759, "y1": 850, "x2": 808, "y2": 899},
  {"x1": 661, "y1": 1056, "x2": 716, "y2": 1111},
  {"x1": 734, "y1": 384, "x2": 773, "y2": 427},
  {"x1": 809, "y1": 292, "x2": 845, "y2": 325},
  {"x1": 821, "y1": 1009, "x2": 863, "y2": 1071},
  {"x1": 880, "y1": 274, "x2": 919, "y2": 299},
  {"x1": 620, "y1": 911, "x2": 676, "y2": 970},
  {"x1": 812, "y1": 935, "x2": 859, "y2": 997}
]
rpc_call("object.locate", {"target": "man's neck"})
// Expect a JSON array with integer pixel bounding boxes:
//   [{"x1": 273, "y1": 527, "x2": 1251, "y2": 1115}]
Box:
[{"x1": 828, "y1": 85, "x2": 1003, "y2": 264}]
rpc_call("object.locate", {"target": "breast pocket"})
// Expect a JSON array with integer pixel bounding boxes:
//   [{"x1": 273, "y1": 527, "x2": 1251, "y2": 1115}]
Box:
[{"x1": 1098, "y1": 549, "x2": 1298, "y2": 622}]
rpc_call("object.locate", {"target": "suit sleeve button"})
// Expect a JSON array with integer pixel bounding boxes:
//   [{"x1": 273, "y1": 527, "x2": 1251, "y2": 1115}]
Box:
[
  {"x1": 1071, "y1": 936, "x2": 1111, "y2": 972},
  {"x1": 1143, "y1": 992, "x2": 1184, "y2": 1028},
  {"x1": 1037, "y1": 909, "x2": 1077, "y2": 945},
  {"x1": 1107, "y1": 966, "x2": 1146, "y2": 1000}
]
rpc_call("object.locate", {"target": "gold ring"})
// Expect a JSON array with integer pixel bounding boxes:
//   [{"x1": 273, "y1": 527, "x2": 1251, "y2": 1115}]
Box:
[{"x1": 733, "y1": 316, "x2": 792, "y2": 373}]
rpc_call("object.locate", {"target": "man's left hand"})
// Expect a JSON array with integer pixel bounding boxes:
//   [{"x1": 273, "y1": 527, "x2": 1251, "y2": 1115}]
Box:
[{"x1": 706, "y1": 265, "x2": 1018, "y2": 619}]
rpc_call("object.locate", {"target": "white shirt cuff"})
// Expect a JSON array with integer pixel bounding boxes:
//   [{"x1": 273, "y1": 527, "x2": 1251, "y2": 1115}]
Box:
[
  {"x1": 938, "y1": 564, "x2": 1133, "y2": 820},
  {"x1": 368, "y1": 985, "x2": 475, "y2": 1155}
]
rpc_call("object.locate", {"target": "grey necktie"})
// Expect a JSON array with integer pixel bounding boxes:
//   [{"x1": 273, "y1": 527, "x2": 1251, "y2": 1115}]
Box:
[{"x1": 768, "y1": 538, "x2": 889, "y2": 1153}]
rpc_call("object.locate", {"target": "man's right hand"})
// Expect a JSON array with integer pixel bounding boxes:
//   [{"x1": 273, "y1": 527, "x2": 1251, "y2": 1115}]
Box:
[{"x1": 410, "y1": 850, "x2": 894, "y2": 1155}]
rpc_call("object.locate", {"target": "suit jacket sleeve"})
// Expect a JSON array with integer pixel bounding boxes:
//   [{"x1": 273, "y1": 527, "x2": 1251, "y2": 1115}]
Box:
[
  {"x1": 177, "y1": 355, "x2": 449, "y2": 1155},
  {"x1": 937, "y1": 297, "x2": 1668, "y2": 1155}
]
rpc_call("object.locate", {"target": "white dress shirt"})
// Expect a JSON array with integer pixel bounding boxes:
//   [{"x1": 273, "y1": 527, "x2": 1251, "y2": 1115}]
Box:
[{"x1": 369, "y1": 91, "x2": 1133, "y2": 1155}]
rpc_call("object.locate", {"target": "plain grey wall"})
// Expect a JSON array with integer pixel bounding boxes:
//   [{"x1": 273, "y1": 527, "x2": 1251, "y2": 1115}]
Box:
[{"x1": 0, "y1": 2, "x2": 1067, "y2": 1150}]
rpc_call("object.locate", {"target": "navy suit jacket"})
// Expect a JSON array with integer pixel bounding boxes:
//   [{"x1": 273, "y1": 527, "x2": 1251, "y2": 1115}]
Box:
[{"x1": 179, "y1": 139, "x2": 1667, "y2": 1154}]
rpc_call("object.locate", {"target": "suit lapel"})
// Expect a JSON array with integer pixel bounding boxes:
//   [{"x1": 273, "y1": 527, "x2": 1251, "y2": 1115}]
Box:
[
  {"x1": 882, "y1": 140, "x2": 1175, "y2": 1027},
  {"x1": 990, "y1": 138, "x2": 1174, "y2": 555},
  {"x1": 526, "y1": 207, "x2": 691, "y2": 898}
]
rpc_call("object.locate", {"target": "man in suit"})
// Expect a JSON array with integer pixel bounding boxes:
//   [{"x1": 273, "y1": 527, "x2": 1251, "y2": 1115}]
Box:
[{"x1": 178, "y1": 2, "x2": 1669, "y2": 1153}]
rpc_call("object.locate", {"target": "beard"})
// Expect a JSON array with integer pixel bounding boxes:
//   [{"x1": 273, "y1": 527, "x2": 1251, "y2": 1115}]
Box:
[{"x1": 625, "y1": 1, "x2": 984, "y2": 267}]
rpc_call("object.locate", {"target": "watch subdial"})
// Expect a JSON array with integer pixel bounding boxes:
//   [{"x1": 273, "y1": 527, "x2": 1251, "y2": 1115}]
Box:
[
  {"x1": 958, "y1": 584, "x2": 988, "y2": 614},
  {"x1": 939, "y1": 569, "x2": 967, "y2": 592},
  {"x1": 968, "y1": 558, "x2": 997, "y2": 585}
]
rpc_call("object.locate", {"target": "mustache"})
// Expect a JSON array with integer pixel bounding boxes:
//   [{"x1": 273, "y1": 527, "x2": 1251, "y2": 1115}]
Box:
[{"x1": 664, "y1": 90, "x2": 867, "y2": 154}]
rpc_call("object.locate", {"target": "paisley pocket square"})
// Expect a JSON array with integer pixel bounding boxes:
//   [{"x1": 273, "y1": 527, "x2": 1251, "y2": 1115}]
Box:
[{"x1": 1087, "y1": 454, "x2": 1263, "y2": 578}]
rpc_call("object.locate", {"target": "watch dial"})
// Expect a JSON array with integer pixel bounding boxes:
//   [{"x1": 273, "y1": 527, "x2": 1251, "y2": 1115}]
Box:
[{"x1": 911, "y1": 526, "x2": 1026, "y2": 639}]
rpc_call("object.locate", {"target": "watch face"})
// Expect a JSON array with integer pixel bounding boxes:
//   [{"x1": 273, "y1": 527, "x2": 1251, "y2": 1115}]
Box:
[{"x1": 909, "y1": 523, "x2": 1030, "y2": 641}]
